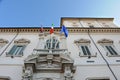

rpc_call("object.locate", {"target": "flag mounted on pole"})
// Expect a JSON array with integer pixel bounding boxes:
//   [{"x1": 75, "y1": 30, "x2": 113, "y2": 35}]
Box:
[
  {"x1": 40, "y1": 25, "x2": 44, "y2": 33},
  {"x1": 60, "y1": 25, "x2": 68, "y2": 37},
  {"x1": 50, "y1": 24, "x2": 54, "y2": 34}
]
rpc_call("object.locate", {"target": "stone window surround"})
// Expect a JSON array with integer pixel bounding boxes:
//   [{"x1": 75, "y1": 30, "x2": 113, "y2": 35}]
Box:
[
  {"x1": 98, "y1": 38, "x2": 120, "y2": 57},
  {"x1": 6, "y1": 38, "x2": 30, "y2": 57},
  {"x1": 74, "y1": 38, "x2": 97, "y2": 57},
  {"x1": 0, "y1": 38, "x2": 9, "y2": 47}
]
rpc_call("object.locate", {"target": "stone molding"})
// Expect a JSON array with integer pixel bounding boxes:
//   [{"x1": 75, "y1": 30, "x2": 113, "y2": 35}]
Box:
[
  {"x1": 0, "y1": 38, "x2": 8, "y2": 46},
  {"x1": 74, "y1": 38, "x2": 90, "y2": 43},
  {"x1": 97, "y1": 38, "x2": 113, "y2": 44},
  {"x1": 0, "y1": 27, "x2": 120, "y2": 33},
  {"x1": 14, "y1": 38, "x2": 30, "y2": 44}
]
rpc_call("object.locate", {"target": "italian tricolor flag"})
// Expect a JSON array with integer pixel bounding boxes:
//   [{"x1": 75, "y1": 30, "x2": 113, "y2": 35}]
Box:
[{"x1": 50, "y1": 24, "x2": 54, "y2": 34}]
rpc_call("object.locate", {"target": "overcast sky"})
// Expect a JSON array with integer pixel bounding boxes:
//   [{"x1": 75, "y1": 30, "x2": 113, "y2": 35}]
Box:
[{"x1": 0, "y1": 0, "x2": 120, "y2": 27}]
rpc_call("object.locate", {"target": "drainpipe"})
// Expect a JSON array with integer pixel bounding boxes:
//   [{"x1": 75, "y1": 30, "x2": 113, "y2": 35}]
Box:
[
  {"x1": 0, "y1": 31, "x2": 19, "y2": 56},
  {"x1": 87, "y1": 28, "x2": 118, "y2": 80}
]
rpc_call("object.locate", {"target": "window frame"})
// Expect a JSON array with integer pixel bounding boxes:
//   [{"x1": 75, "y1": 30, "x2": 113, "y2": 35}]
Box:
[
  {"x1": 6, "y1": 45, "x2": 26, "y2": 57},
  {"x1": 80, "y1": 45, "x2": 91, "y2": 56},
  {"x1": 44, "y1": 37, "x2": 60, "y2": 50},
  {"x1": 74, "y1": 39, "x2": 97, "y2": 57},
  {"x1": 102, "y1": 44, "x2": 120, "y2": 57},
  {"x1": 79, "y1": 44, "x2": 96, "y2": 57},
  {"x1": 98, "y1": 38, "x2": 120, "y2": 57}
]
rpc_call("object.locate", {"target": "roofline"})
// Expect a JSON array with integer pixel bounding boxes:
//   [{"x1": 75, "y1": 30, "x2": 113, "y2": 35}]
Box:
[
  {"x1": 0, "y1": 26, "x2": 60, "y2": 29},
  {"x1": 60, "y1": 17, "x2": 114, "y2": 27},
  {"x1": 61, "y1": 17, "x2": 114, "y2": 19}
]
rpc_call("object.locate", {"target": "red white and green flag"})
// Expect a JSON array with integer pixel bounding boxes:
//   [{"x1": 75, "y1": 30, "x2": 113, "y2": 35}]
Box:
[{"x1": 50, "y1": 24, "x2": 54, "y2": 34}]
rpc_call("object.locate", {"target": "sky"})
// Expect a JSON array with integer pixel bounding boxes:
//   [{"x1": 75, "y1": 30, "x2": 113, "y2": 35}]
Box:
[{"x1": 0, "y1": 0, "x2": 120, "y2": 27}]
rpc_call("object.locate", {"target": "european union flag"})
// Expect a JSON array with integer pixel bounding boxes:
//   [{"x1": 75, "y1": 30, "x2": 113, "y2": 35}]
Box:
[{"x1": 60, "y1": 25, "x2": 68, "y2": 37}]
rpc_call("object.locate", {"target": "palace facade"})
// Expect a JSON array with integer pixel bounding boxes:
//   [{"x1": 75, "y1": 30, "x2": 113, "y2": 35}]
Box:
[{"x1": 0, "y1": 17, "x2": 120, "y2": 80}]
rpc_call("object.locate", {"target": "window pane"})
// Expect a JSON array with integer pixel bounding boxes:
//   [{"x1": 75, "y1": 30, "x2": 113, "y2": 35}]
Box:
[
  {"x1": 46, "y1": 39, "x2": 51, "y2": 49},
  {"x1": 8, "y1": 45, "x2": 26, "y2": 56},
  {"x1": 109, "y1": 46, "x2": 118, "y2": 55},
  {"x1": 8, "y1": 45, "x2": 17, "y2": 55},
  {"x1": 45, "y1": 38, "x2": 59, "y2": 49},
  {"x1": 19, "y1": 46, "x2": 26, "y2": 55},
  {"x1": 14, "y1": 46, "x2": 20, "y2": 55},
  {"x1": 52, "y1": 39, "x2": 56, "y2": 49},
  {"x1": 105, "y1": 46, "x2": 115, "y2": 55},
  {"x1": 81, "y1": 46, "x2": 87, "y2": 55},
  {"x1": 85, "y1": 46, "x2": 91, "y2": 55},
  {"x1": 56, "y1": 42, "x2": 59, "y2": 49}
]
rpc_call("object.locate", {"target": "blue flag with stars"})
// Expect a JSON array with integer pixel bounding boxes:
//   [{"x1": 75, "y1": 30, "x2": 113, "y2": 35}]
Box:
[{"x1": 60, "y1": 25, "x2": 68, "y2": 37}]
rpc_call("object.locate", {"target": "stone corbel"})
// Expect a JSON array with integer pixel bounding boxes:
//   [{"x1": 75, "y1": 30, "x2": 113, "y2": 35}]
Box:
[
  {"x1": 22, "y1": 67, "x2": 33, "y2": 80},
  {"x1": 64, "y1": 67, "x2": 73, "y2": 80}
]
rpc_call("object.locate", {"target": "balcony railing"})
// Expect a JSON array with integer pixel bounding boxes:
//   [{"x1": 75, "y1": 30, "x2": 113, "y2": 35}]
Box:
[{"x1": 33, "y1": 49, "x2": 68, "y2": 54}]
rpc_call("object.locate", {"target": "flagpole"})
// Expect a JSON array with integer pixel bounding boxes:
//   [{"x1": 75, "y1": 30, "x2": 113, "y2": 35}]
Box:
[
  {"x1": 38, "y1": 25, "x2": 45, "y2": 50},
  {"x1": 49, "y1": 24, "x2": 54, "y2": 53},
  {"x1": 60, "y1": 25, "x2": 69, "y2": 50}
]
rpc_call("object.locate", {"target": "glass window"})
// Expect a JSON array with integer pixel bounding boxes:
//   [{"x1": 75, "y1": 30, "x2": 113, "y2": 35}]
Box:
[
  {"x1": 45, "y1": 38, "x2": 59, "y2": 49},
  {"x1": 8, "y1": 45, "x2": 26, "y2": 56},
  {"x1": 105, "y1": 45, "x2": 118, "y2": 55},
  {"x1": 80, "y1": 45, "x2": 91, "y2": 56}
]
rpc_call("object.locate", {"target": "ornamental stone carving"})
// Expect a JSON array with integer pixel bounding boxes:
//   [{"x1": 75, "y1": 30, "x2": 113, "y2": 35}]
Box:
[
  {"x1": 97, "y1": 38, "x2": 113, "y2": 44},
  {"x1": 74, "y1": 39, "x2": 90, "y2": 43},
  {"x1": 0, "y1": 38, "x2": 8, "y2": 46},
  {"x1": 23, "y1": 49, "x2": 76, "y2": 80},
  {"x1": 14, "y1": 38, "x2": 30, "y2": 45}
]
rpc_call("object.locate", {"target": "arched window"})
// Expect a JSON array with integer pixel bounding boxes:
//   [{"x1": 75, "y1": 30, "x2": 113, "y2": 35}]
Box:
[{"x1": 45, "y1": 38, "x2": 59, "y2": 49}]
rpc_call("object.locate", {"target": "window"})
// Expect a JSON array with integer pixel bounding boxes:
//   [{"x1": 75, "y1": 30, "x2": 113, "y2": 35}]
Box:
[
  {"x1": 6, "y1": 38, "x2": 30, "y2": 57},
  {"x1": 98, "y1": 38, "x2": 119, "y2": 57},
  {"x1": 80, "y1": 45, "x2": 91, "y2": 55},
  {"x1": 74, "y1": 39, "x2": 97, "y2": 57},
  {"x1": 105, "y1": 45, "x2": 118, "y2": 56},
  {"x1": 45, "y1": 38, "x2": 59, "y2": 49},
  {"x1": 7, "y1": 45, "x2": 26, "y2": 56}
]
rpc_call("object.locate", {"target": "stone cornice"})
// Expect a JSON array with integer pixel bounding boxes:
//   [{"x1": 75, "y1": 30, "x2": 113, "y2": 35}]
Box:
[{"x1": 0, "y1": 27, "x2": 120, "y2": 33}]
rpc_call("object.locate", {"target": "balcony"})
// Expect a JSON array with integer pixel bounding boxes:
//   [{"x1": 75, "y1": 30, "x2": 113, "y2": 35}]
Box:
[{"x1": 33, "y1": 49, "x2": 68, "y2": 54}]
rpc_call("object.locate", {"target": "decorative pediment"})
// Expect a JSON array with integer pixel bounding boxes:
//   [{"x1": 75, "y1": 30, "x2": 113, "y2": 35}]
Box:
[
  {"x1": 14, "y1": 38, "x2": 30, "y2": 44},
  {"x1": 97, "y1": 38, "x2": 113, "y2": 44},
  {"x1": 24, "y1": 53, "x2": 75, "y2": 72},
  {"x1": 0, "y1": 39, "x2": 8, "y2": 46},
  {"x1": 23, "y1": 51, "x2": 76, "y2": 80},
  {"x1": 74, "y1": 39, "x2": 90, "y2": 43}
]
